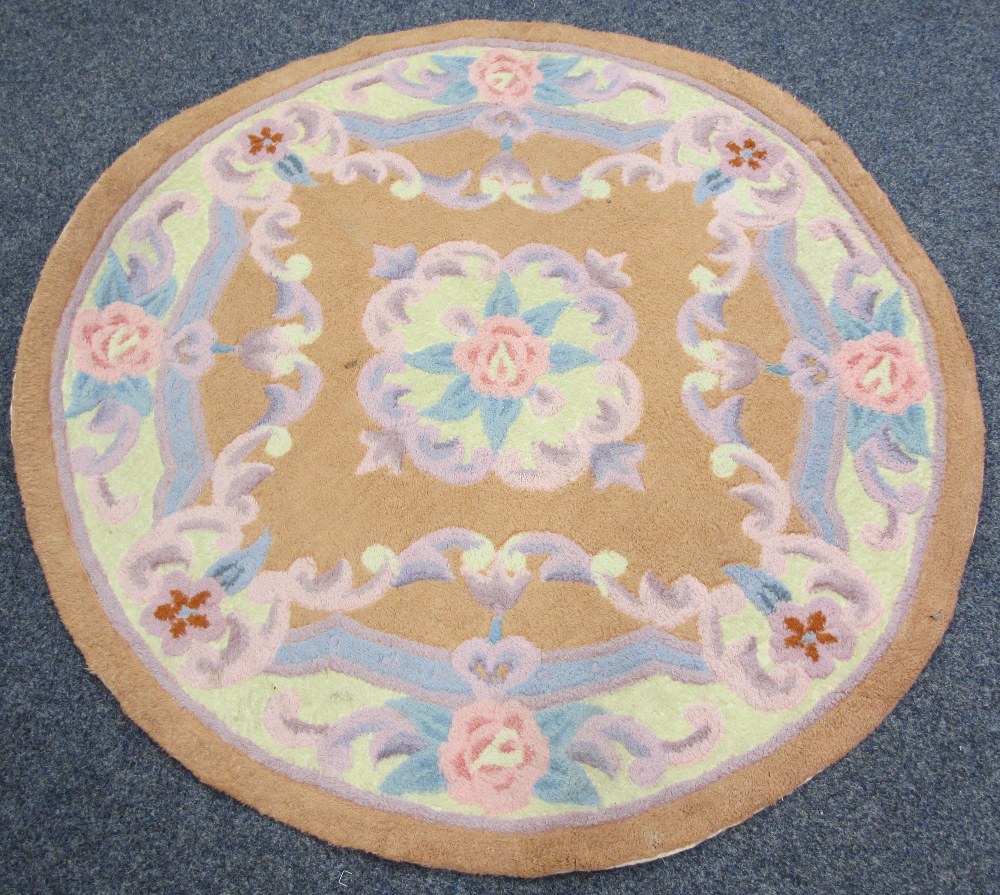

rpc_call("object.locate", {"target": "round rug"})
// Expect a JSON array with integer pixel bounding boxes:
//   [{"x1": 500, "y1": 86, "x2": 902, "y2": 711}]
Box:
[{"x1": 12, "y1": 21, "x2": 984, "y2": 876}]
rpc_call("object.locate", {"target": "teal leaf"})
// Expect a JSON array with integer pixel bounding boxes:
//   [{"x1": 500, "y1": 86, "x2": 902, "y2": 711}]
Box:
[
  {"x1": 521, "y1": 301, "x2": 569, "y2": 337},
  {"x1": 65, "y1": 372, "x2": 110, "y2": 417},
  {"x1": 872, "y1": 290, "x2": 906, "y2": 336},
  {"x1": 431, "y1": 54, "x2": 476, "y2": 74},
  {"x1": 889, "y1": 404, "x2": 929, "y2": 457},
  {"x1": 387, "y1": 698, "x2": 453, "y2": 743},
  {"x1": 484, "y1": 272, "x2": 520, "y2": 318},
  {"x1": 380, "y1": 747, "x2": 446, "y2": 796},
  {"x1": 110, "y1": 375, "x2": 153, "y2": 417},
  {"x1": 535, "y1": 703, "x2": 605, "y2": 749},
  {"x1": 133, "y1": 277, "x2": 176, "y2": 318},
  {"x1": 533, "y1": 81, "x2": 580, "y2": 106},
  {"x1": 94, "y1": 253, "x2": 130, "y2": 309},
  {"x1": 432, "y1": 80, "x2": 478, "y2": 105},
  {"x1": 722, "y1": 564, "x2": 791, "y2": 615},
  {"x1": 205, "y1": 529, "x2": 271, "y2": 595},
  {"x1": 403, "y1": 343, "x2": 459, "y2": 375},
  {"x1": 694, "y1": 167, "x2": 735, "y2": 205},
  {"x1": 274, "y1": 152, "x2": 316, "y2": 186},
  {"x1": 846, "y1": 402, "x2": 887, "y2": 451},
  {"x1": 548, "y1": 344, "x2": 599, "y2": 373},
  {"x1": 534, "y1": 757, "x2": 601, "y2": 806},
  {"x1": 829, "y1": 301, "x2": 873, "y2": 341},
  {"x1": 481, "y1": 396, "x2": 522, "y2": 453},
  {"x1": 422, "y1": 375, "x2": 481, "y2": 422},
  {"x1": 537, "y1": 56, "x2": 581, "y2": 81}
]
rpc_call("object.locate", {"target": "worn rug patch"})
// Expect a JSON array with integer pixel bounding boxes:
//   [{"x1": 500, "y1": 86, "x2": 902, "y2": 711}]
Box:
[{"x1": 12, "y1": 21, "x2": 984, "y2": 876}]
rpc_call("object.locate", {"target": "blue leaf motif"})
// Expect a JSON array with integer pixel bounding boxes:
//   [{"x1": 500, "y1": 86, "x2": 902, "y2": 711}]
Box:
[
  {"x1": 694, "y1": 167, "x2": 735, "y2": 205},
  {"x1": 432, "y1": 80, "x2": 478, "y2": 106},
  {"x1": 521, "y1": 301, "x2": 569, "y2": 337},
  {"x1": 846, "y1": 402, "x2": 887, "y2": 451},
  {"x1": 829, "y1": 301, "x2": 873, "y2": 341},
  {"x1": 534, "y1": 756, "x2": 601, "y2": 806},
  {"x1": 111, "y1": 375, "x2": 153, "y2": 417},
  {"x1": 889, "y1": 404, "x2": 929, "y2": 457},
  {"x1": 872, "y1": 290, "x2": 906, "y2": 336},
  {"x1": 484, "y1": 272, "x2": 521, "y2": 318},
  {"x1": 481, "y1": 396, "x2": 522, "y2": 453},
  {"x1": 387, "y1": 698, "x2": 453, "y2": 743},
  {"x1": 65, "y1": 372, "x2": 110, "y2": 418},
  {"x1": 274, "y1": 152, "x2": 316, "y2": 186},
  {"x1": 94, "y1": 253, "x2": 130, "y2": 309},
  {"x1": 380, "y1": 747, "x2": 447, "y2": 796},
  {"x1": 422, "y1": 375, "x2": 481, "y2": 422},
  {"x1": 133, "y1": 277, "x2": 177, "y2": 318},
  {"x1": 535, "y1": 703, "x2": 605, "y2": 749},
  {"x1": 548, "y1": 344, "x2": 599, "y2": 373},
  {"x1": 533, "y1": 81, "x2": 580, "y2": 106},
  {"x1": 723, "y1": 564, "x2": 791, "y2": 615},
  {"x1": 403, "y1": 343, "x2": 459, "y2": 374},
  {"x1": 431, "y1": 54, "x2": 476, "y2": 74},
  {"x1": 537, "y1": 56, "x2": 581, "y2": 81},
  {"x1": 205, "y1": 529, "x2": 272, "y2": 595}
]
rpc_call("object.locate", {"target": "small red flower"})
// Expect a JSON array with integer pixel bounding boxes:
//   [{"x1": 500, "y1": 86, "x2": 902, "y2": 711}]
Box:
[
  {"x1": 726, "y1": 137, "x2": 769, "y2": 172},
  {"x1": 782, "y1": 610, "x2": 839, "y2": 664},
  {"x1": 246, "y1": 125, "x2": 284, "y2": 156},
  {"x1": 769, "y1": 596, "x2": 855, "y2": 679},
  {"x1": 153, "y1": 588, "x2": 214, "y2": 640},
  {"x1": 714, "y1": 128, "x2": 785, "y2": 183},
  {"x1": 140, "y1": 571, "x2": 225, "y2": 656}
]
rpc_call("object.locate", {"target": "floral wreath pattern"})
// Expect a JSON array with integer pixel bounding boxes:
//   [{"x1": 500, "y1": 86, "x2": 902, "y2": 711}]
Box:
[
  {"x1": 51, "y1": 41, "x2": 944, "y2": 829},
  {"x1": 359, "y1": 242, "x2": 643, "y2": 489}
]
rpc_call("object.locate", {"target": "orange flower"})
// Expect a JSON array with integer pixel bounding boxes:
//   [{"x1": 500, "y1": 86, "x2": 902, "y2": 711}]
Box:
[
  {"x1": 725, "y1": 137, "x2": 769, "y2": 172},
  {"x1": 769, "y1": 596, "x2": 855, "y2": 679},
  {"x1": 247, "y1": 125, "x2": 284, "y2": 156}
]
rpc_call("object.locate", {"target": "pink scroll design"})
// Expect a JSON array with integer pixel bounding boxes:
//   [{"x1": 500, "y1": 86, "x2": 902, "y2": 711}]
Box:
[
  {"x1": 118, "y1": 428, "x2": 397, "y2": 688},
  {"x1": 597, "y1": 445, "x2": 882, "y2": 711},
  {"x1": 568, "y1": 705, "x2": 723, "y2": 787}
]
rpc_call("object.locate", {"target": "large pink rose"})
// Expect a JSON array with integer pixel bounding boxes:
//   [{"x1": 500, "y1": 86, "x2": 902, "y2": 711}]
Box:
[
  {"x1": 71, "y1": 301, "x2": 164, "y2": 383},
  {"x1": 439, "y1": 700, "x2": 549, "y2": 814},
  {"x1": 453, "y1": 316, "x2": 550, "y2": 398},
  {"x1": 468, "y1": 50, "x2": 543, "y2": 107},
  {"x1": 832, "y1": 331, "x2": 930, "y2": 414}
]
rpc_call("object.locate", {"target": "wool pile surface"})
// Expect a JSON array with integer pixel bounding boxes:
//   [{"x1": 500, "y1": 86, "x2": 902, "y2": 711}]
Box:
[{"x1": 8, "y1": 17, "x2": 987, "y2": 883}]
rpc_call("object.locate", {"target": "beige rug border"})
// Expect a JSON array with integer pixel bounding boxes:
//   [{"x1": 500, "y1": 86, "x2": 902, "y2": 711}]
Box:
[{"x1": 12, "y1": 20, "x2": 985, "y2": 877}]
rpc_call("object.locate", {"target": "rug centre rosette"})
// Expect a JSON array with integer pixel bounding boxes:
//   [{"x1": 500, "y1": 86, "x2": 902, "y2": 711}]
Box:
[{"x1": 16, "y1": 23, "x2": 982, "y2": 876}]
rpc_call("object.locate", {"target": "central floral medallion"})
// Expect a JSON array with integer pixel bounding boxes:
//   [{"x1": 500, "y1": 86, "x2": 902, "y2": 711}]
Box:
[{"x1": 358, "y1": 242, "x2": 644, "y2": 490}]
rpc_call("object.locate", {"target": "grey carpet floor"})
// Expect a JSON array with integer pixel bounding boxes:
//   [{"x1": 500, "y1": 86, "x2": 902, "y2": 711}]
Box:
[{"x1": 1, "y1": 1, "x2": 997, "y2": 893}]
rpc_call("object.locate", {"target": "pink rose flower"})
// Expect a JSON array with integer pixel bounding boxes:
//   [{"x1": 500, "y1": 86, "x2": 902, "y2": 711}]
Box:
[
  {"x1": 140, "y1": 571, "x2": 226, "y2": 657},
  {"x1": 769, "y1": 596, "x2": 856, "y2": 679},
  {"x1": 71, "y1": 301, "x2": 164, "y2": 383},
  {"x1": 832, "y1": 332, "x2": 930, "y2": 414},
  {"x1": 468, "y1": 50, "x2": 543, "y2": 107},
  {"x1": 714, "y1": 128, "x2": 785, "y2": 183},
  {"x1": 453, "y1": 316, "x2": 550, "y2": 398},
  {"x1": 439, "y1": 700, "x2": 549, "y2": 814}
]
